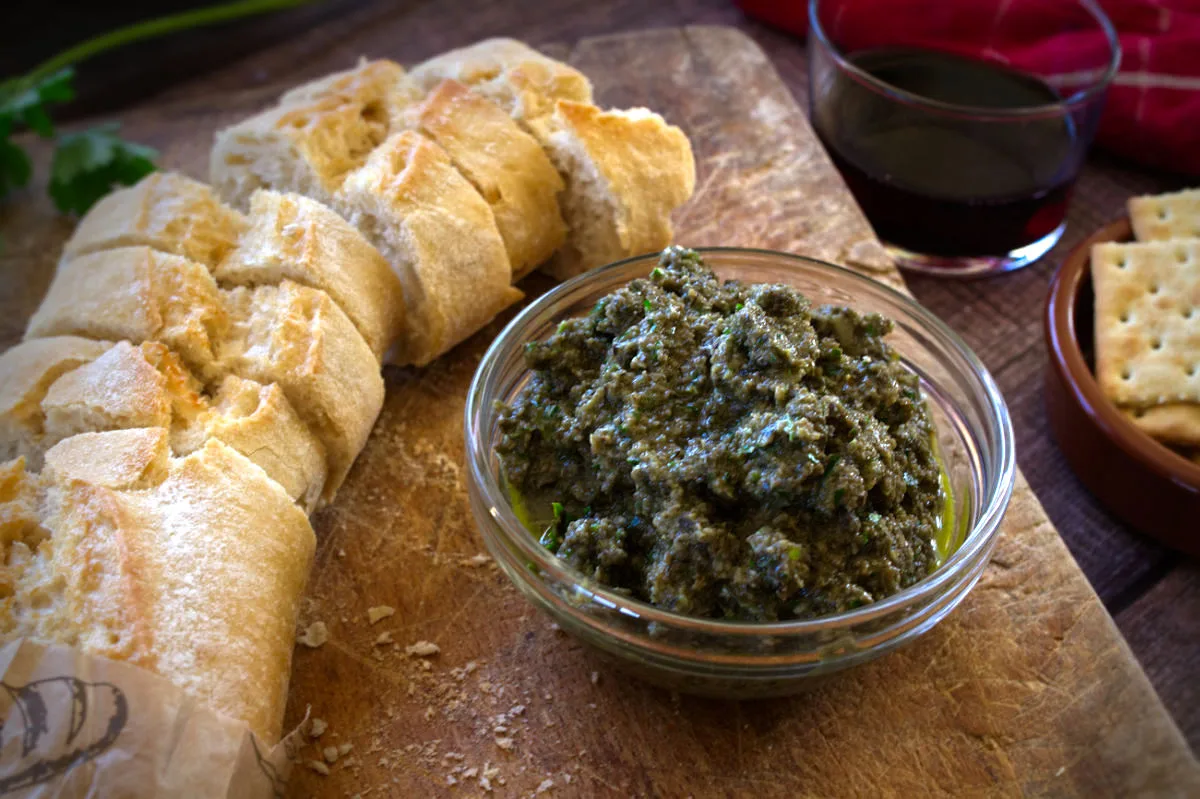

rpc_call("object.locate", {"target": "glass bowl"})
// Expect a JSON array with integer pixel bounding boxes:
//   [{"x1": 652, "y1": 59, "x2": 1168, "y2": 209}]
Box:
[{"x1": 465, "y1": 248, "x2": 1015, "y2": 697}]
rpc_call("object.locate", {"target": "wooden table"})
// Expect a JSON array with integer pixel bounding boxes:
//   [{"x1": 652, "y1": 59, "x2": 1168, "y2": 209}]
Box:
[{"x1": 4, "y1": 0, "x2": 1196, "y2": 775}]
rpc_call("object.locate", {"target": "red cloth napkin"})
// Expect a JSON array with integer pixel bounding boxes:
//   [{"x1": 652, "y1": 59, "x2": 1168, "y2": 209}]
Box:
[{"x1": 738, "y1": 0, "x2": 1200, "y2": 176}]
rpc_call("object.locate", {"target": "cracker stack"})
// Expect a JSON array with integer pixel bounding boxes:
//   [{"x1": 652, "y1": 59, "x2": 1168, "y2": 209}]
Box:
[
  {"x1": 1092, "y1": 189, "x2": 1200, "y2": 462},
  {"x1": 0, "y1": 39, "x2": 696, "y2": 743}
]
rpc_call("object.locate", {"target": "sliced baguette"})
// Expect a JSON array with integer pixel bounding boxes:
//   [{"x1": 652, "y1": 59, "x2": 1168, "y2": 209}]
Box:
[
  {"x1": 63, "y1": 171, "x2": 247, "y2": 267},
  {"x1": 336, "y1": 131, "x2": 521, "y2": 366},
  {"x1": 408, "y1": 38, "x2": 592, "y2": 125},
  {"x1": 210, "y1": 60, "x2": 408, "y2": 211},
  {"x1": 405, "y1": 79, "x2": 565, "y2": 278},
  {"x1": 25, "y1": 247, "x2": 227, "y2": 375},
  {"x1": 530, "y1": 101, "x2": 695, "y2": 280},
  {"x1": 1, "y1": 339, "x2": 327, "y2": 511},
  {"x1": 1, "y1": 433, "x2": 315, "y2": 743},
  {"x1": 219, "y1": 280, "x2": 383, "y2": 500},
  {"x1": 0, "y1": 337, "x2": 111, "y2": 465},
  {"x1": 217, "y1": 190, "x2": 404, "y2": 360}
]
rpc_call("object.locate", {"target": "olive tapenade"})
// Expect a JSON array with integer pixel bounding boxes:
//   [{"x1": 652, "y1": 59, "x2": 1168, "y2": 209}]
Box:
[{"x1": 496, "y1": 247, "x2": 949, "y2": 621}]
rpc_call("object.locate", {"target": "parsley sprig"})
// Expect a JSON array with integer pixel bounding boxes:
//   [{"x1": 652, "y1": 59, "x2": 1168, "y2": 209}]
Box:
[{"x1": 0, "y1": 0, "x2": 313, "y2": 216}]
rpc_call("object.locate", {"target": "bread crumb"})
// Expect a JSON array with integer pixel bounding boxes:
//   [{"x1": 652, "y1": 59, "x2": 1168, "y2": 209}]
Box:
[
  {"x1": 338, "y1": 743, "x2": 354, "y2": 756},
  {"x1": 299, "y1": 621, "x2": 328, "y2": 648},
  {"x1": 495, "y1": 736, "x2": 514, "y2": 750},
  {"x1": 367, "y1": 605, "x2": 395, "y2": 624},
  {"x1": 536, "y1": 778, "x2": 554, "y2": 793},
  {"x1": 406, "y1": 640, "x2": 440, "y2": 657},
  {"x1": 323, "y1": 745, "x2": 339, "y2": 763},
  {"x1": 461, "y1": 553, "x2": 491, "y2": 567},
  {"x1": 463, "y1": 767, "x2": 479, "y2": 778},
  {"x1": 310, "y1": 718, "x2": 328, "y2": 737},
  {"x1": 307, "y1": 759, "x2": 331, "y2": 776},
  {"x1": 589, "y1": 671, "x2": 600, "y2": 685},
  {"x1": 338, "y1": 548, "x2": 346, "y2": 558},
  {"x1": 446, "y1": 775, "x2": 458, "y2": 785},
  {"x1": 374, "y1": 632, "x2": 394, "y2": 646}
]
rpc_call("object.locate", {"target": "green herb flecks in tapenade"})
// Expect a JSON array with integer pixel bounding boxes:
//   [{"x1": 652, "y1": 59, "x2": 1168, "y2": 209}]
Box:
[{"x1": 496, "y1": 247, "x2": 946, "y2": 621}]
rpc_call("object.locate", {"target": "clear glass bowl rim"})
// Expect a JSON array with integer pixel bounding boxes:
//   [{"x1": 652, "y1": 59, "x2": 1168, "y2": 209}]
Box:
[
  {"x1": 807, "y1": 0, "x2": 1122, "y2": 121},
  {"x1": 465, "y1": 246, "x2": 1016, "y2": 639}
]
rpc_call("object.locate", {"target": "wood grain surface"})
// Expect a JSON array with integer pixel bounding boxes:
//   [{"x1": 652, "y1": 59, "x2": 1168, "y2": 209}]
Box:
[{"x1": 1, "y1": 17, "x2": 1197, "y2": 799}]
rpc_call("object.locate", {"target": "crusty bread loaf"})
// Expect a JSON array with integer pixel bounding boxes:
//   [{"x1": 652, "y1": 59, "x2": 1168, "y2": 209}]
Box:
[
  {"x1": 405, "y1": 79, "x2": 565, "y2": 279},
  {"x1": 530, "y1": 101, "x2": 696, "y2": 280},
  {"x1": 408, "y1": 38, "x2": 593, "y2": 125},
  {"x1": 63, "y1": 171, "x2": 247, "y2": 267},
  {"x1": 217, "y1": 190, "x2": 404, "y2": 360},
  {"x1": 336, "y1": 131, "x2": 522, "y2": 366},
  {"x1": 1, "y1": 432, "x2": 315, "y2": 742},
  {"x1": 0, "y1": 337, "x2": 110, "y2": 465},
  {"x1": 210, "y1": 61, "x2": 408, "y2": 211},
  {"x1": 219, "y1": 280, "x2": 383, "y2": 499},
  {"x1": 25, "y1": 247, "x2": 228, "y2": 375}
]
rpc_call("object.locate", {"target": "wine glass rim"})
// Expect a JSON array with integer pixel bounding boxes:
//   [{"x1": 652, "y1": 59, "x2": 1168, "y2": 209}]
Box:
[{"x1": 807, "y1": 0, "x2": 1122, "y2": 120}]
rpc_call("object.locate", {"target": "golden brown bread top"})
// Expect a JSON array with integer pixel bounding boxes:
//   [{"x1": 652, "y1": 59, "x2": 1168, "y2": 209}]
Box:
[
  {"x1": 25, "y1": 247, "x2": 228, "y2": 376},
  {"x1": 64, "y1": 171, "x2": 247, "y2": 267},
  {"x1": 408, "y1": 79, "x2": 566, "y2": 278},
  {"x1": 217, "y1": 189, "x2": 404, "y2": 360},
  {"x1": 336, "y1": 130, "x2": 521, "y2": 366}
]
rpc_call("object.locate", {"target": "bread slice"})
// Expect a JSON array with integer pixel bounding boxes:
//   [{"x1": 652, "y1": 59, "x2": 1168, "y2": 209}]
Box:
[
  {"x1": 41, "y1": 341, "x2": 180, "y2": 445},
  {"x1": 219, "y1": 280, "x2": 383, "y2": 499},
  {"x1": 210, "y1": 61, "x2": 408, "y2": 211},
  {"x1": 217, "y1": 190, "x2": 404, "y2": 360},
  {"x1": 201, "y1": 375, "x2": 328, "y2": 512},
  {"x1": 25, "y1": 247, "x2": 227, "y2": 376},
  {"x1": 63, "y1": 171, "x2": 247, "y2": 267},
  {"x1": 0, "y1": 433, "x2": 315, "y2": 743},
  {"x1": 405, "y1": 79, "x2": 565, "y2": 278},
  {"x1": 43, "y1": 427, "x2": 172, "y2": 490},
  {"x1": 530, "y1": 101, "x2": 696, "y2": 280},
  {"x1": 0, "y1": 337, "x2": 110, "y2": 465},
  {"x1": 336, "y1": 131, "x2": 521, "y2": 366},
  {"x1": 408, "y1": 38, "x2": 592, "y2": 125}
]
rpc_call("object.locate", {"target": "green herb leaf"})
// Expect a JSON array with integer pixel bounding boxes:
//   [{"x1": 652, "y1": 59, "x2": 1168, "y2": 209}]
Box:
[
  {"x1": 787, "y1": 546, "x2": 802, "y2": 561},
  {"x1": 0, "y1": 133, "x2": 32, "y2": 197},
  {"x1": 650, "y1": 267, "x2": 664, "y2": 279},
  {"x1": 0, "y1": 68, "x2": 75, "y2": 139},
  {"x1": 642, "y1": 298, "x2": 652, "y2": 313},
  {"x1": 735, "y1": 302, "x2": 744, "y2": 311},
  {"x1": 49, "y1": 123, "x2": 157, "y2": 214}
]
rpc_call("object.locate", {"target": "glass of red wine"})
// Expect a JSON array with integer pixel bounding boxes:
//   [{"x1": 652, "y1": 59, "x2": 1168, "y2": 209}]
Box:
[{"x1": 808, "y1": 0, "x2": 1120, "y2": 276}]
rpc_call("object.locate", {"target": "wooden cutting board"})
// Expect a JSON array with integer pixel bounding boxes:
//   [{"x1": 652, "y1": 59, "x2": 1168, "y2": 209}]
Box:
[{"x1": 1, "y1": 25, "x2": 1196, "y2": 799}]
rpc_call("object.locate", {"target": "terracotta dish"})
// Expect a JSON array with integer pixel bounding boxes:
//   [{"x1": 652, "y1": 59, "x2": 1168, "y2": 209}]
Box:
[{"x1": 1044, "y1": 218, "x2": 1200, "y2": 556}]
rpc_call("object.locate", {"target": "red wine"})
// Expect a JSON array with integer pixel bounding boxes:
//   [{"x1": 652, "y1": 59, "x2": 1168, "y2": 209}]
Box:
[{"x1": 812, "y1": 48, "x2": 1080, "y2": 259}]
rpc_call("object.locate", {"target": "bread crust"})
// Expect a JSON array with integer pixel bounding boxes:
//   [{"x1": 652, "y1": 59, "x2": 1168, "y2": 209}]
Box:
[
  {"x1": 532, "y1": 101, "x2": 696, "y2": 280},
  {"x1": 210, "y1": 61, "x2": 409, "y2": 211},
  {"x1": 25, "y1": 247, "x2": 228, "y2": 376},
  {"x1": 218, "y1": 190, "x2": 404, "y2": 360},
  {"x1": 409, "y1": 80, "x2": 565, "y2": 278},
  {"x1": 64, "y1": 171, "x2": 247, "y2": 267},
  {"x1": 408, "y1": 38, "x2": 593, "y2": 124},
  {"x1": 219, "y1": 280, "x2": 383, "y2": 500},
  {"x1": 0, "y1": 337, "x2": 110, "y2": 465},
  {"x1": 337, "y1": 131, "x2": 521, "y2": 366}
]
